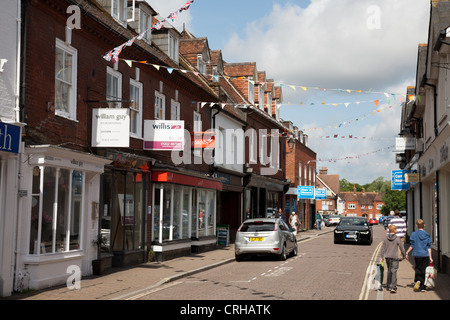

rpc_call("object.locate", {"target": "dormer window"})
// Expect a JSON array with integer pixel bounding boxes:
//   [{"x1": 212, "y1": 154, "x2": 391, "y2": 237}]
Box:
[
  {"x1": 139, "y1": 10, "x2": 152, "y2": 43},
  {"x1": 198, "y1": 54, "x2": 206, "y2": 76},
  {"x1": 169, "y1": 33, "x2": 179, "y2": 64},
  {"x1": 111, "y1": 0, "x2": 128, "y2": 26}
]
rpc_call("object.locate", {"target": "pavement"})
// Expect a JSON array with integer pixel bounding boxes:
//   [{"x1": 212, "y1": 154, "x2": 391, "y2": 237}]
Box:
[{"x1": 2, "y1": 227, "x2": 450, "y2": 301}]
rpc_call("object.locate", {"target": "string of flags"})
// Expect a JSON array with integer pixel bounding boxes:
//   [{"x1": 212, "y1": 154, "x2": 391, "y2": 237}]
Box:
[
  {"x1": 114, "y1": 58, "x2": 411, "y2": 99},
  {"x1": 103, "y1": 1, "x2": 195, "y2": 63},
  {"x1": 318, "y1": 145, "x2": 395, "y2": 163}
]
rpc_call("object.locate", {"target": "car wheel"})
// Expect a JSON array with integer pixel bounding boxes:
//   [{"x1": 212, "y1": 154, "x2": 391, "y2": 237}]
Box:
[
  {"x1": 279, "y1": 244, "x2": 287, "y2": 261},
  {"x1": 291, "y1": 241, "x2": 298, "y2": 257},
  {"x1": 235, "y1": 254, "x2": 243, "y2": 262}
]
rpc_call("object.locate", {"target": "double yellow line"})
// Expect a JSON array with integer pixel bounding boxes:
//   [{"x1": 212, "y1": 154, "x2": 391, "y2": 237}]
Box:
[{"x1": 359, "y1": 241, "x2": 383, "y2": 300}]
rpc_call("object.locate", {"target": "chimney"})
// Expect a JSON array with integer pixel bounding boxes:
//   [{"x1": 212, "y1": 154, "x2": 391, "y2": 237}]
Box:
[{"x1": 319, "y1": 167, "x2": 328, "y2": 175}]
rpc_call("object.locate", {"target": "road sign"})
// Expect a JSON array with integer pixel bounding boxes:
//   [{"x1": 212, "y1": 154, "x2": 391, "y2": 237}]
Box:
[
  {"x1": 391, "y1": 170, "x2": 409, "y2": 190},
  {"x1": 297, "y1": 186, "x2": 315, "y2": 199}
]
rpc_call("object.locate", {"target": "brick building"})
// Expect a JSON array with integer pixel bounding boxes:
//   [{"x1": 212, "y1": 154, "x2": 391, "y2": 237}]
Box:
[{"x1": 339, "y1": 186, "x2": 384, "y2": 219}]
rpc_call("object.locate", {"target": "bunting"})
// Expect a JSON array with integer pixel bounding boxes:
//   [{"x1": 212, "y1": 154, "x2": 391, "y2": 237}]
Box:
[
  {"x1": 318, "y1": 146, "x2": 395, "y2": 162},
  {"x1": 103, "y1": 1, "x2": 195, "y2": 63},
  {"x1": 114, "y1": 58, "x2": 410, "y2": 98}
]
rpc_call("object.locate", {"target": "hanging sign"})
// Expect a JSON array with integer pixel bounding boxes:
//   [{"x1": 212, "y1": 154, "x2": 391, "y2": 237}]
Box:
[
  {"x1": 391, "y1": 170, "x2": 410, "y2": 190},
  {"x1": 297, "y1": 186, "x2": 315, "y2": 199},
  {"x1": 315, "y1": 188, "x2": 326, "y2": 200},
  {"x1": 144, "y1": 120, "x2": 184, "y2": 151},
  {"x1": 92, "y1": 108, "x2": 130, "y2": 147}
]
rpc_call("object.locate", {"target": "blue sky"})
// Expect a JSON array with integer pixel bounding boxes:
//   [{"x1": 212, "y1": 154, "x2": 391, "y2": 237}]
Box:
[{"x1": 149, "y1": 0, "x2": 430, "y2": 184}]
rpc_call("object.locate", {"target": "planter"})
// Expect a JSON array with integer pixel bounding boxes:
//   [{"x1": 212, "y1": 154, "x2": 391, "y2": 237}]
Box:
[{"x1": 92, "y1": 259, "x2": 105, "y2": 275}]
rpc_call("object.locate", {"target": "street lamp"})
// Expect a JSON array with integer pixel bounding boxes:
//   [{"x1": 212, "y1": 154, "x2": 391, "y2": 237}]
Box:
[{"x1": 287, "y1": 137, "x2": 295, "y2": 151}]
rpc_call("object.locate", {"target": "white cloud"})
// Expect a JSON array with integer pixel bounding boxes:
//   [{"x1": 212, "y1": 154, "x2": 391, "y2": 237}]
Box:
[{"x1": 223, "y1": 0, "x2": 429, "y2": 91}]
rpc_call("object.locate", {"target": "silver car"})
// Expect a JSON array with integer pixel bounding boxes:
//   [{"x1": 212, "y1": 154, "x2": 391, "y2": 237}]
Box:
[{"x1": 235, "y1": 218, "x2": 297, "y2": 261}]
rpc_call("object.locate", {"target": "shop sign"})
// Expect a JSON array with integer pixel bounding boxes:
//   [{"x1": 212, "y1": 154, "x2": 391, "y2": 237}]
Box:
[
  {"x1": 144, "y1": 120, "x2": 184, "y2": 151},
  {"x1": 395, "y1": 137, "x2": 415, "y2": 151},
  {"x1": 191, "y1": 132, "x2": 215, "y2": 149},
  {"x1": 92, "y1": 108, "x2": 130, "y2": 147},
  {"x1": 0, "y1": 122, "x2": 21, "y2": 154},
  {"x1": 297, "y1": 186, "x2": 315, "y2": 199},
  {"x1": 391, "y1": 170, "x2": 409, "y2": 190}
]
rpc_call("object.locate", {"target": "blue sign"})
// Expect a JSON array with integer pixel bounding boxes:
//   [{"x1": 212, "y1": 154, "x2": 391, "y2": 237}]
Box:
[
  {"x1": 297, "y1": 186, "x2": 315, "y2": 199},
  {"x1": 0, "y1": 122, "x2": 21, "y2": 154},
  {"x1": 391, "y1": 170, "x2": 409, "y2": 190},
  {"x1": 315, "y1": 188, "x2": 326, "y2": 200}
]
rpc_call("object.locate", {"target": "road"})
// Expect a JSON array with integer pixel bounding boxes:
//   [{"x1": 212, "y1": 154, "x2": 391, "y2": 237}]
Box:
[{"x1": 127, "y1": 224, "x2": 387, "y2": 300}]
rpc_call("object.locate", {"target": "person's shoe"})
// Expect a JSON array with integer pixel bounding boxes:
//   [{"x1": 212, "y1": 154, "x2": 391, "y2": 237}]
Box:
[
  {"x1": 414, "y1": 281, "x2": 421, "y2": 292},
  {"x1": 390, "y1": 288, "x2": 397, "y2": 293}
]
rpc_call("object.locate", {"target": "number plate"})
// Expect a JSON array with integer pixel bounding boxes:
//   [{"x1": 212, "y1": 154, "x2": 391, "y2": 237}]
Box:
[
  {"x1": 346, "y1": 233, "x2": 356, "y2": 239},
  {"x1": 249, "y1": 237, "x2": 264, "y2": 241}
]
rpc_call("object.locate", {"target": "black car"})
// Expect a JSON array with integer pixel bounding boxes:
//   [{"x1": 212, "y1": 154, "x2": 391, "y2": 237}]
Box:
[{"x1": 334, "y1": 217, "x2": 373, "y2": 245}]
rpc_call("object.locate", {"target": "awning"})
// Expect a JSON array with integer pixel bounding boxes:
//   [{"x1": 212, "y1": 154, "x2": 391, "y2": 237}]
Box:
[{"x1": 152, "y1": 170, "x2": 222, "y2": 191}]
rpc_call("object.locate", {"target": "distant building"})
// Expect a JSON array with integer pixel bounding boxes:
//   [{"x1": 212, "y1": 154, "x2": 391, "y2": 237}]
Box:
[{"x1": 339, "y1": 186, "x2": 384, "y2": 219}]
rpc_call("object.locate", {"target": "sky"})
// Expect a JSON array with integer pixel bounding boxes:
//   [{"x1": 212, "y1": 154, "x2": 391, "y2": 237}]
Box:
[{"x1": 148, "y1": 0, "x2": 431, "y2": 184}]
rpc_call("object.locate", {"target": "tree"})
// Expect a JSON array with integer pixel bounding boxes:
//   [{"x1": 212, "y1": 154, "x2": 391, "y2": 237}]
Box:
[{"x1": 380, "y1": 189, "x2": 406, "y2": 215}]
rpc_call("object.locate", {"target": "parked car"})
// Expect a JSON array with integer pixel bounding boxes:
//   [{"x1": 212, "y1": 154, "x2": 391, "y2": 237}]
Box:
[
  {"x1": 235, "y1": 218, "x2": 297, "y2": 261},
  {"x1": 368, "y1": 218, "x2": 378, "y2": 225},
  {"x1": 325, "y1": 215, "x2": 340, "y2": 226},
  {"x1": 334, "y1": 217, "x2": 373, "y2": 245},
  {"x1": 322, "y1": 214, "x2": 330, "y2": 225}
]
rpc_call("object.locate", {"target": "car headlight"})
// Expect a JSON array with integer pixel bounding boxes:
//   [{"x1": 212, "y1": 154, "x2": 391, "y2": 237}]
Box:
[
  {"x1": 334, "y1": 230, "x2": 343, "y2": 233},
  {"x1": 360, "y1": 231, "x2": 369, "y2": 235}
]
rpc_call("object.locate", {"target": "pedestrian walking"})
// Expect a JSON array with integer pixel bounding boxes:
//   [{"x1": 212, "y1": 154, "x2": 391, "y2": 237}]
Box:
[
  {"x1": 384, "y1": 210, "x2": 395, "y2": 230},
  {"x1": 278, "y1": 208, "x2": 286, "y2": 223},
  {"x1": 289, "y1": 211, "x2": 299, "y2": 233},
  {"x1": 405, "y1": 219, "x2": 433, "y2": 292},
  {"x1": 388, "y1": 209, "x2": 407, "y2": 258},
  {"x1": 315, "y1": 212, "x2": 322, "y2": 230},
  {"x1": 380, "y1": 225, "x2": 406, "y2": 293}
]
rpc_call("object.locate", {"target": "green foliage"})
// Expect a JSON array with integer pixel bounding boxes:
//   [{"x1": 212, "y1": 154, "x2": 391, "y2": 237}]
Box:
[{"x1": 339, "y1": 176, "x2": 406, "y2": 214}]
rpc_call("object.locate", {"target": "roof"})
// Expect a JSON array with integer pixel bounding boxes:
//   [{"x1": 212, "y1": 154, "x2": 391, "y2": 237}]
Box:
[{"x1": 340, "y1": 191, "x2": 384, "y2": 205}]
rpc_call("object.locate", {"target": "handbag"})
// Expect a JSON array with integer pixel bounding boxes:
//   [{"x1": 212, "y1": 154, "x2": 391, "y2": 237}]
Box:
[
  {"x1": 424, "y1": 262, "x2": 437, "y2": 288},
  {"x1": 374, "y1": 261, "x2": 384, "y2": 290}
]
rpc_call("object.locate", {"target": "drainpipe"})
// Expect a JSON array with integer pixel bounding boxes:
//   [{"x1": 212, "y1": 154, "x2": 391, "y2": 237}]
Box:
[{"x1": 435, "y1": 170, "x2": 441, "y2": 271}]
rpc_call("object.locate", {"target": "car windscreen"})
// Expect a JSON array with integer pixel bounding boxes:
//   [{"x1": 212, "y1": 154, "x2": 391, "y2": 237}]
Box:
[
  {"x1": 239, "y1": 222, "x2": 276, "y2": 232},
  {"x1": 339, "y1": 218, "x2": 367, "y2": 226}
]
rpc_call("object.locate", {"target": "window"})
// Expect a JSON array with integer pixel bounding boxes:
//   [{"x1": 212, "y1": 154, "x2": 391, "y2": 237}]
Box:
[
  {"x1": 171, "y1": 99, "x2": 180, "y2": 120},
  {"x1": 168, "y1": 33, "x2": 179, "y2": 64},
  {"x1": 154, "y1": 91, "x2": 165, "y2": 120},
  {"x1": 107, "y1": 67, "x2": 122, "y2": 108},
  {"x1": 248, "y1": 81, "x2": 255, "y2": 104},
  {"x1": 198, "y1": 55, "x2": 206, "y2": 76},
  {"x1": 55, "y1": 38, "x2": 77, "y2": 119},
  {"x1": 30, "y1": 167, "x2": 84, "y2": 254},
  {"x1": 193, "y1": 111, "x2": 202, "y2": 157},
  {"x1": 348, "y1": 203, "x2": 356, "y2": 209},
  {"x1": 298, "y1": 161, "x2": 302, "y2": 185},
  {"x1": 139, "y1": 10, "x2": 151, "y2": 43},
  {"x1": 129, "y1": 79, "x2": 142, "y2": 137},
  {"x1": 258, "y1": 86, "x2": 264, "y2": 110},
  {"x1": 111, "y1": 0, "x2": 127, "y2": 26},
  {"x1": 267, "y1": 93, "x2": 272, "y2": 116}
]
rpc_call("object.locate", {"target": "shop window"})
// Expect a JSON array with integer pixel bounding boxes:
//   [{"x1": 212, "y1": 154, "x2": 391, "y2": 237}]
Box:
[
  {"x1": 152, "y1": 185, "x2": 216, "y2": 243},
  {"x1": 29, "y1": 167, "x2": 84, "y2": 254}
]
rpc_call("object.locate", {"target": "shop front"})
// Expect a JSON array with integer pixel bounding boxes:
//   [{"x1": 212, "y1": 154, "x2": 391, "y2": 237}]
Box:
[
  {"x1": 99, "y1": 152, "x2": 153, "y2": 268},
  {"x1": 151, "y1": 170, "x2": 222, "y2": 261},
  {"x1": 17, "y1": 145, "x2": 109, "y2": 291},
  {"x1": 244, "y1": 174, "x2": 288, "y2": 219}
]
